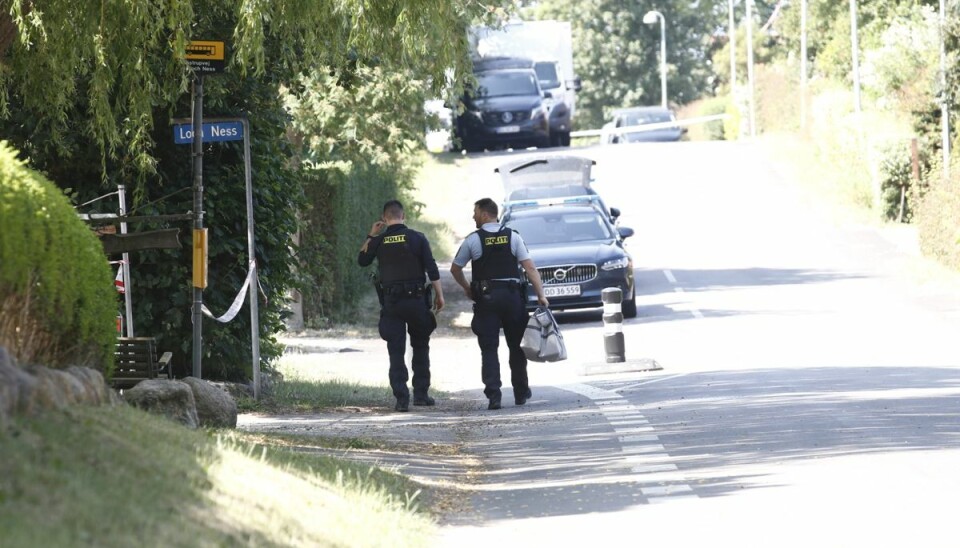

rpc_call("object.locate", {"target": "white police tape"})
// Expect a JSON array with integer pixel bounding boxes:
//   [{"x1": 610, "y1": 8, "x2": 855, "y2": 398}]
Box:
[
  {"x1": 201, "y1": 260, "x2": 256, "y2": 323},
  {"x1": 570, "y1": 113, "x2": 730, "y2": 139}
]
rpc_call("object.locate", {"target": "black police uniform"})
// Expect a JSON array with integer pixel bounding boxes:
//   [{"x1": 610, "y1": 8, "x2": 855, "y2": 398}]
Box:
[
  {"x1": 358, "y1": 224, "x2": 439, "y2": 402},
  {"x1": 469, "y1": 227, "x2": 530, "y2": 403}
]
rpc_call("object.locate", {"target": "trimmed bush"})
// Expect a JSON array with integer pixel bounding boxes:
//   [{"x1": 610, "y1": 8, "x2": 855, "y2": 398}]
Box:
[{"x1": 0, "y1": 142, "x2": 116, "y2": 374}]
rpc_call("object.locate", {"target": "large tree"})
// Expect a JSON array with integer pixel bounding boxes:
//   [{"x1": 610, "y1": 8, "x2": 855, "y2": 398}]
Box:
[
  {"x1": 530, "y1": 0, "x2": 736, "y2": 129},
  {"x1": 0, "y1": 0, "x2": 503, "y2": 177},
  {"x1": 0, "y1": 0, "x2": 511, "y2": 379}
]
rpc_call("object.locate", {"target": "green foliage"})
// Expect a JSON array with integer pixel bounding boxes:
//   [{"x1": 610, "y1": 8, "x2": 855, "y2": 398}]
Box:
[
  {"x1": 532, "y1": 0, "x2": 730, "y2": 130},
  {"x1": 0, "y1": 142, "x2": 115, "y2": 373},
  {"x1": 860, "y1": 6, "x2": 939, "y2": 111},
  {"x1": 878, "y1": 142, "x2": 921, "y2": 221},
  {"x1": 285, "y1": 64, "x2": 428, "y2": 323},
  {"x1": 754, "y1": 63, "x2": 801, "y2": 134},
  {"x1": 913, "y1": 159, "x2": 960, "y2": 270},
  {"x1": 0, "y1": 0, "x2": 507, "y2": 380},
  {"x1": 0, "y1": 0, "x2": 506, "y2": 182},
  {"x1": 683, "y1": 97, "x2": 729, "y2": 141}
]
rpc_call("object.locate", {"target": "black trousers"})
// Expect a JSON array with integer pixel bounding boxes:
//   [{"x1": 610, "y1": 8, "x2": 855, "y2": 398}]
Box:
[
  {"x1": 471, "y1": 285, "x2": 530, "y2": 400},
  {"x1": 379, "y1": 294, "x2": 436, "y2": 399}
]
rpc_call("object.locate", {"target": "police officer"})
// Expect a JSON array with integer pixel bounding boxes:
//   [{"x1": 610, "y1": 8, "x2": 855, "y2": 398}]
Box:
[
  {"x1": 359, "y1": 200, "x2": 444, "y2": 412},
  {"x1": 450, "y1": 198, "x2": 548, "y2": 410}
]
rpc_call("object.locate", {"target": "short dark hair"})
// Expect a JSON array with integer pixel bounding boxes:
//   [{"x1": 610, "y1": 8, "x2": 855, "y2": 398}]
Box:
[
  {"x1": 382, "y1": 200, "x2": 404, "y2": 220},
  {"x1": 474, "y1": 198, "x2": 498, "y2": 219}
]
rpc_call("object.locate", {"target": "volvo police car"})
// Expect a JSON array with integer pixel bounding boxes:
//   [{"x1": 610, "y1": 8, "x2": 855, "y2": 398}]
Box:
[{"x1": 500, "y1": 195, "x2": 636, "y2": 318}]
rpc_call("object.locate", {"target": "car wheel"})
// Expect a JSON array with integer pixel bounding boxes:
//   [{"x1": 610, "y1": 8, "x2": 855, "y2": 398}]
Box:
[{"x1": 622, "y1": 287, "x2": 637, "y2": 319}]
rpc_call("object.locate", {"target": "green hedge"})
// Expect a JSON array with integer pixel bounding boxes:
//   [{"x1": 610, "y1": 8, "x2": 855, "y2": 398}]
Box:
[
  {"x1": 914, "y1": 161, "x2": 960, "y2": 271},
  {"x1": 0, "y1": 142, "x2": 116, "y2": 373},
  {"x1": 300, "y1": 165, "x2": 411, "y2": 323}
]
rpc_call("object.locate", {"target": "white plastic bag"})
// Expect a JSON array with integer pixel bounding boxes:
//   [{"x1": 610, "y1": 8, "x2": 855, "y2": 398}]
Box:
[{"x1": 521, "y1": 307, "x2": 567, "y2": 362}]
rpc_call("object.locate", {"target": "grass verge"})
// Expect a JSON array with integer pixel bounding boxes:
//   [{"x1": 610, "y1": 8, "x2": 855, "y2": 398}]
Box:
[{"x1": 0, "y1": 404, "x2": 436, "y2": 547}]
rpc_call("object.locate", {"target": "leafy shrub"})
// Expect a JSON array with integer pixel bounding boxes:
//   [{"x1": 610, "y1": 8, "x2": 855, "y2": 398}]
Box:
[
  {"x1": 877, "y1": 142, "x2": 920, "y2": 222},
  {"x1": 694, "y1": 96, "x2": 729, "y2": 141},
  {"x1": 0, "y1": 142, "x2": 115, "y2": 373},
  {"x1": 913, "y1": 160, "x2": 960, "y2": 271}
]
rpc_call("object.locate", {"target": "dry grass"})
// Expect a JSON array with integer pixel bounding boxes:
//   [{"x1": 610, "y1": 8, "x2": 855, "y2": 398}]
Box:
[{"x1": 0, "y1": 405, "x2": 437, "y2": 547}]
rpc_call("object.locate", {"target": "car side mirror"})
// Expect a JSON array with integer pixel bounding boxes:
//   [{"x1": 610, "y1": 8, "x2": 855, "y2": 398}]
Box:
[
  {"x1": 609, "y1": 207, "x2": 621, "y2": 219},
  {"x1": 617, "y1": 226, "x2": 634, "y2": 239},
  {"x1": 567, "y1": 78, "x2": 582, "y2": 92},
  {"x1": 543, "y1": 90, "x2": 553, "y2": 99}
]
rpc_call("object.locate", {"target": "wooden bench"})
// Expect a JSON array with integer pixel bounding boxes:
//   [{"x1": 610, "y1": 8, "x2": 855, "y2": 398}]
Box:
[{"x1": 112, "y1": 337, "x2": 172, "y2": 389}]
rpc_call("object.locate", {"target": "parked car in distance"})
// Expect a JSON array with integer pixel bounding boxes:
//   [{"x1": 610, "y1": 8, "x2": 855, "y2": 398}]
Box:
[
  {"x1": 602, "y1": 106, "x2": 686, "y2": 144},
  {"x1": 495, "y1": 155, "x2": 620, "y2": 222},
  {"x1": 501, "y1": 198, "x2": 637, "y2": 318},
  {"x1": 452, "y1": 60, "x2": 551, "y2": 152}
]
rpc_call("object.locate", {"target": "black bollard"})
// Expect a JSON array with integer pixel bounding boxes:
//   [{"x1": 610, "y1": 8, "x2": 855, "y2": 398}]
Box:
[{"x1": 602, "y1": 287, "x2": 625, "y2": 363}]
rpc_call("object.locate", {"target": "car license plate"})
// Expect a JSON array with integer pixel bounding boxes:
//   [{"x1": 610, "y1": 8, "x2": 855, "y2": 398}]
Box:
[
  {"x1": 544, "y1": 285, "x2": 580, "y2": 297},
  {"x1": 495, "y1": 125, "x2": 520, "y2": 134}
]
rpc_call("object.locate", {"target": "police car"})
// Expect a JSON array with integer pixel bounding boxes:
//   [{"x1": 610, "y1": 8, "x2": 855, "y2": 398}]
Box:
[
  {"x1": 495, "y1": 155, "x2": 620, "y2": 222},
  {"x1": 500, "y1": 195, "x2": 636, "y2": 318}
]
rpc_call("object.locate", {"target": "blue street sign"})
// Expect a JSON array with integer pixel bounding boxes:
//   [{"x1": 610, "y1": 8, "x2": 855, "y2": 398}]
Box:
[{"x1": 173, "y1": 120, "x2": 244, "y2": 144}]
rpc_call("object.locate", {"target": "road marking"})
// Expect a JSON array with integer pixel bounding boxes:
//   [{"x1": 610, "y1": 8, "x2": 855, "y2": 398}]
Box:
[
  {"x1": 620, "y1": 434, "x2": 660, "y2": 443},
  {"x1": 616, "y1": 373, "x2": 688, "y2": 393},
  {"x1": 663, "y1": 268, "x2": 703, "y2": 319},
  {"x1": 641, "y1": 484, "x2": 694, "y2": 497},
  {"x1": 631, "y1": 463, "x2": 678, "y2": 473},
  {"x1": 621, "y1": 445, "x2": 667, "y2": 454},
  {"x1": 648, "y1": 494, "x2": 699, "y2": 504},
  {"x1": 560, "y1": 383, "x2": 699, "y2": 503}
]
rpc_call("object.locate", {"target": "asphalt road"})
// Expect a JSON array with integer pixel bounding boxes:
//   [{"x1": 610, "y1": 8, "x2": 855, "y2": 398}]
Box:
[{"x1": 244, "y1": 140, "x2": 960, "y2": 547}]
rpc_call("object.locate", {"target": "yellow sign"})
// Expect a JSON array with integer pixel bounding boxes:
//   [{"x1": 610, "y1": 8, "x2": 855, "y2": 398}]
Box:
[
  {"x1": 183, "y1": 40, "x2": 226, "y2": 74},
  {"x1": 193, "y1": 228, "x2": 208, "y2": 288},
  {"x1": 185, "y1": 41, "x2": 224, "y2": 61},
  {"x1": 484, "y1": 235, "x2": 509, "y2": 245},
  {"x1": 383, "y1": 234, "x2": 407, "y2": 244}
]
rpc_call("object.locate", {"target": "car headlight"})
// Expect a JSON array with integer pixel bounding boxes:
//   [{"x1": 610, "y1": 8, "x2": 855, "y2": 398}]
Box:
[
  {"x1": 530, "y1": 106, "x2": 546, "y2": 119},
  {"x1": 601, "y1": 257, "x2": 630, "y2": 271}
]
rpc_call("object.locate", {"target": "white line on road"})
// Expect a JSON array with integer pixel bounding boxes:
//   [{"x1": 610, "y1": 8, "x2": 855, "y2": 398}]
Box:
[
  {"x1": 641, "y1": 484, "x2": 694, "y2": 497},
  {"x1": 663, "y1": 269, "x2": 677, "y2": 284},
  {"x1": 616, "y1": 373, "x2": 688, "y2": 393},
  {"x1": 559, "y1": 383, "x2": 699, "y2": 503}
]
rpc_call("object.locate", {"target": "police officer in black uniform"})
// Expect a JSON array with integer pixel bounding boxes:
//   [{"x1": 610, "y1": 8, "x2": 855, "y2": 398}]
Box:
[
  {"x1": 359, "y1": 200, "x2": 445, "y2": 412},
  {"x1": 450, "y1": 198, "x2": 548, "y2": 410}
]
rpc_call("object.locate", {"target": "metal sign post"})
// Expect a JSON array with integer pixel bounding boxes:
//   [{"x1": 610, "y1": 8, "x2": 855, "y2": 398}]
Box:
[
  {"x1": 181, "y1": 39, "x2": 225, "y2": 380},
  {"x1": 117, "y1": 185, "x2": 135, "y2": 337},
  {"x1": 173, "y1": 116, "x2": 261, "y2": 399},
  {"x1": 191, "y1": 75, "x2": 205, "y2": 379}
]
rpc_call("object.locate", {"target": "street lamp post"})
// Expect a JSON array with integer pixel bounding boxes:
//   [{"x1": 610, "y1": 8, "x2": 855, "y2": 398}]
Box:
[
  {"x1": 800, "y1": 0, "x2": 808, "y2": 130},
  {"x1": 643, "y1": 10, "x2": 667, "y2": 109},
  {"x1": 850, "y1": 0, "x2": 862, "y2": 115},
  {"x1": 728, "y1": 0, "x2": 736, "y2": 89},
  {"x1": 939, "y1": 0, "x2": 950, "y2": 178},
  {"x1": 746, "y1": 0, "x2": 756, "y2": 137}
]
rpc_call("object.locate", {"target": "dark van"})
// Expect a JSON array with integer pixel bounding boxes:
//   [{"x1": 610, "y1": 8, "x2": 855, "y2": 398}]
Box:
[{"x1": 452, "y1": 58, "x2": 551, "y2": 152}]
